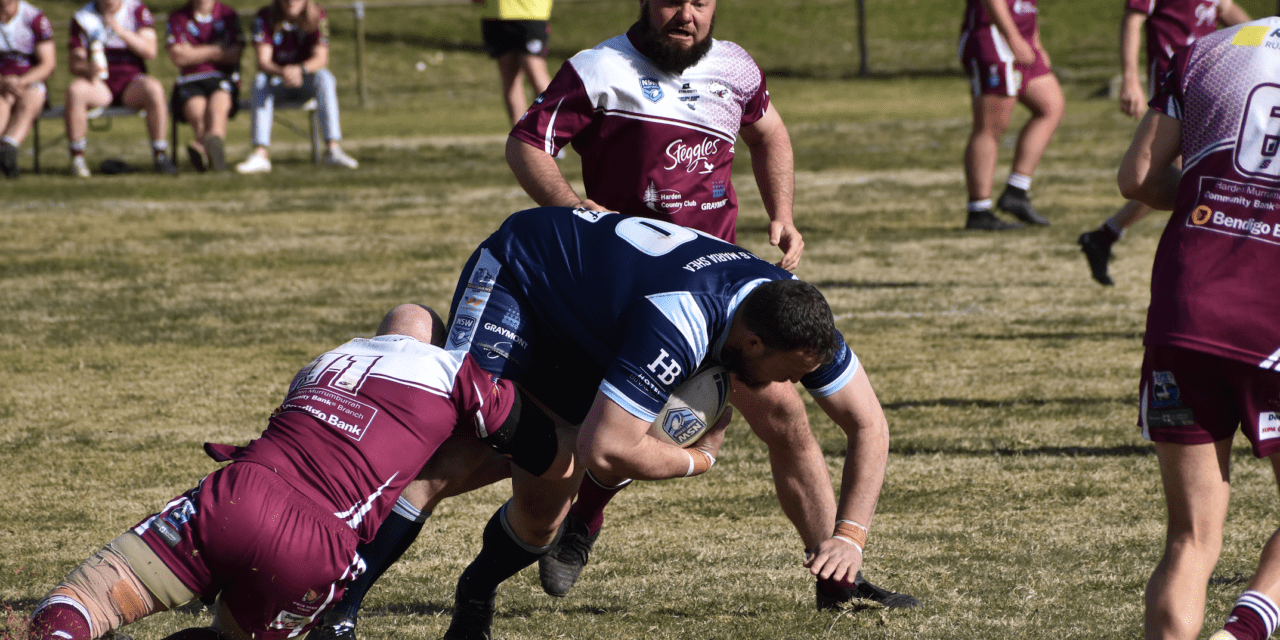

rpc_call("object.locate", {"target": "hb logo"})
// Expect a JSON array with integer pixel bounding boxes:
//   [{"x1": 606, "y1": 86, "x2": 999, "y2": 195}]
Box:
[{"x1": 647, "y1": 349, "x2": 682, "y2": 385}]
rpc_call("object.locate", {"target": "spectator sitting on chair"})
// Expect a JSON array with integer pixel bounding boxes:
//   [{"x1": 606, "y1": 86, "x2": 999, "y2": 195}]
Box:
[
  {"x1": 65, "y1": 0, "x2": 177, "y2": 177},
  {"x1": 165, "y1": 0, "x2": 243, "y2": 172},
  {"x1": 236, "y1": 0, "x2": 356, "y2": 174},
  {"x1": 0, "y1": 0, "x2": 55, "y2": 179}
]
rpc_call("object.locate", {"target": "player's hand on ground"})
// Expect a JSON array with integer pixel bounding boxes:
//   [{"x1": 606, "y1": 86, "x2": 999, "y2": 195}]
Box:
[
  {"x1": 804, "y1": 534, "x2": 864, "y2": 584},
  {"x1": 690, "y1": 406, "x2": 733, "y2": 461},
  {"x1": 769, "y1": 220, "x2": 804, "y2": 271},
  {"x1": 1119, "y1": 78, "x2": 1147, "y2": 119}
]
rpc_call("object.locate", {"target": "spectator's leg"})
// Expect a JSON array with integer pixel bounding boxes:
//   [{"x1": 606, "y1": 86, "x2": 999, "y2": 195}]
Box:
[
  {"x1": 183, "y1": 94, "x2": 209, "y2": 146},
  {"x1": 122, "y1": 76, "x2": 170, "y2": 154},
  {"x1": 251, "y1": 72, "x2": 274, "y2": 152},
  {"x1": 4, "y1": 84, "x2": 46, "y2": 146},
  {"x1": 1145, "y1": 439, "x2": 1231, "y2": 640},
  {"x1": 310, "y1": 69, "x2": 342, "y2": 146},
  {"x1": 64, "y1": 77, "x2": 111, "y2": 175}
]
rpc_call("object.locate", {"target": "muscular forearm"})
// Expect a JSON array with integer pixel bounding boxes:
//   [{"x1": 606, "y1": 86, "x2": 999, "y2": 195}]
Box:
[
  {"x1": 506, "y1": 136, "x2": 590, "y2": 207},
  {"x1": 749, "y1": 122, "x2": 796, "y2": 228}
]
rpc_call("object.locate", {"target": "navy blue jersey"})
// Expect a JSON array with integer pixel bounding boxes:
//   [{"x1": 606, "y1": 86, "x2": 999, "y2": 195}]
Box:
[{"x1": 448, "y1": 207, "x2": 858, "y2": 423}]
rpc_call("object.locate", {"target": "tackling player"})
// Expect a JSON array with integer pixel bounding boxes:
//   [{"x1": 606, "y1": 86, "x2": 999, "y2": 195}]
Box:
[
  {"x1": 27, "y1": 305, "x2": 573, "y2": 640},
  {"x1": 424, "y1": 207, "x2": 892, "y2": 640},
  {"x1": 1117, "y1": 18, "x2": 1280, "y2": 640},
  {"x1": 1077, "y1": 0, "x2": 1248, "y2": 285}
]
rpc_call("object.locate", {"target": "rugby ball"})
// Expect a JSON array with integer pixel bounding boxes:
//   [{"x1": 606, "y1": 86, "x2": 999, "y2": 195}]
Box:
[{"x1": 648, "y1": 365, "x2": 732, "y2": 448}]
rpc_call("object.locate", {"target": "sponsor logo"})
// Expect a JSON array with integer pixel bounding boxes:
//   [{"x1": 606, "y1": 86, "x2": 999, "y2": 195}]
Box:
[
  {"x1": 643, "y1": 182, "x2": 686, "y2": 213},
  {"x1": 700, "y1": 199, "x2": 727, "y2": 210},
  {"x1": 280, "y1": 388, "x2": 378, "y2": 441},
  {"x1": 269, "y1": 610, "x2": 310, "y2": 631},
  {"x1": 987, "y1": 64, "x2": 999, "y2": 88},
  {"x1": 706, "y1": 81, "x2": 730, "y2": 100},
  {"x1": 272, "y1": 31, "x2": 283, "y2": 46},
  {"x1": 526, "y1": 39, "x2": 543, "y2": 55},
  {"x1": 303, "y1": 589, "x2": 322, "y2": 603},
  {"x1": 646, "y1": 349, "x2": 683, "y2": 385},
  {"x1": 660, "y1": 407, "x2": 706, "y2": 445},
  {"x1": 640, "y1": 76, "x2": 663, "y2": 103},
  {"x1": 711, "y1": 180, "x2": 726, "y2": 198},
  {"x1": 483, "y1": 322, "x2": 529, "y2": 350},
  {"x1": 450, "y1": 315, "x2": 476, "y2": 348},
  {"x1": 1191, "y1": 205, "x2": 1212, "y2": 225},
  {"x1": 1260, "y1": 412, "x2": 1280, "y2": 441},
  {"x1": 1233, "y1": 26, "x2": 1271, "y2": 46},
  {"x1": 187, "y1": 21, "x2": 199, "y2": 36},
  {"x1": 501, "y1": 306, "x2": 521, "y2": 329},
  {"x1": 1194, "y1": 1, "x2": 1219, "y2": 27},
  {"x1": 665, "y1": 138, "x2": 718, "y2": 174},
  {"x1": 678, "y1": 82, "x2": 700, "y2": 110},
  {"x1": 1151, "y1": 371, "x2": 1181, "y2": 408},
  {"x1": 1011, "y1": 0, "x2": 1037, "y2": 14}
]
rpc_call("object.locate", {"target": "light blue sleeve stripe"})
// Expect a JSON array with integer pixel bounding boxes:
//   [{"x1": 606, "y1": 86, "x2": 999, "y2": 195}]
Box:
[
  {"x1": 601, "y1": 379, "x2": 658, "y2": 423},
  {"x1": 805, "y1": 351, "x2": 860, "y2": 398},
  {"x1": 645, "y1": 291, "x2": 709, "y2": 364}
]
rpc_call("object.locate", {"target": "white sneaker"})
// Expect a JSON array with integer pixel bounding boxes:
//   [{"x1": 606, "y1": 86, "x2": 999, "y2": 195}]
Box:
[
  {"x1": 236, "y1": 153, "x2": 272, "y2": 174},
  {"x1": 71, "y1": 155, "x2": 90, "y2": 178},
  {"x1": 323, "y1": 147, "x2": 358, "y2": 169}
]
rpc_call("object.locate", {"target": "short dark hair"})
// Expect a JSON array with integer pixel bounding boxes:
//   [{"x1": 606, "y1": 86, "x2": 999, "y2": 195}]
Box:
[{"x1": 738, "y1": 280, "x2": 840, "y2": 362}]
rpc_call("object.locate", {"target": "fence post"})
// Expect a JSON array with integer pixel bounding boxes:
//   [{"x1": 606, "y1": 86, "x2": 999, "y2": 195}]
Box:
[
  {"x1": 857, "y1": 0, "x2": 867, "y2": 76},
  {"x1": 354, "y1": 0, "x2": 367, "y2": 107}
]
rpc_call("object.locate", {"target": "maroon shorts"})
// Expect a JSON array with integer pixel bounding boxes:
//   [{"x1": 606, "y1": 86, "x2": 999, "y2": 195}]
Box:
[
  {"x1": 1139, "y1": 344, "x2": 1280, "y2": 458},
  {"x1": 960, "y1": 25, "x2": 1051, "y2": 97},
  {"x1": 131, "y1": 462, "x2": 363, "y2": 639},
  {"x1": 106, "y1": 67, "x2": 145, "y2": 105}
]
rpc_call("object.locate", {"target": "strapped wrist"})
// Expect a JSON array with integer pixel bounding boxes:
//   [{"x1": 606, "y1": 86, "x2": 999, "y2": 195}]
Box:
[{"x1": 832, "y1": 519, "x2": 868, "y2": 553}]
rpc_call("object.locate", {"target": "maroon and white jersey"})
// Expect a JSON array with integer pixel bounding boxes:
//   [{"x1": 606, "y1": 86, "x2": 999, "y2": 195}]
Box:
[
  {"x1": 1128, "y1": 0, "x2": 1223, "y2": 81},
  {"x1": 1144, "y1": 18, "x2": 1280, "y2": 371},
  {"x1": 961, "y1": 0, "x2": 1038, "y2": 42},
  {"x1": 0, "y1": 1, "x2": 53, "y2": 76},
  {"x1": 68, "y1": 0, "x2": 154, "y2": 78},
  {"x1": 206, "y1": 335, "x2": 517, "y2": 543},
  {"x1": 508, "y1": 30, "x2": 770, "y2": 243},
  {"x1": 166, "y1": 2, "x2": 242, "y2": 83},
  {"x1": 251, "y1": 5, "x2": 328, "y2": 67}
]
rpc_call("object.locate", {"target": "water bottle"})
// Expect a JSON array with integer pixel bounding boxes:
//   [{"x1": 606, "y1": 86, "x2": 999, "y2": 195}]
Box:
[{"x1": 90, "y1": 41, "x2": 108, "y2": 80}]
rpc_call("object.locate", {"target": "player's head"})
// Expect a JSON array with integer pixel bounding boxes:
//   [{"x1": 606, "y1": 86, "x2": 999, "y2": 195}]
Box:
[
  {"x1": 377, "y1": 304, "x2": 446, "y2": 346},
  {"x1": 273, "y1": 0, "x2": 321, "y2": 29},
  {"x1": 634, "y1": 0, "x2": 716, "y2": 74},
  {"x1": 721, "y1": 280, "x2": 840, "y2": 388}
]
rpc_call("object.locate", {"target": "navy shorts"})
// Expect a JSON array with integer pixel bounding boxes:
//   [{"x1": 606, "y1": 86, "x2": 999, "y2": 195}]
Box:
[
  {"x1": 447, "y1": 245, "x2": 603, "y2": 424},
  {"x1": 1139, "y1": 344, "x2": 1280, "y2": 458}
]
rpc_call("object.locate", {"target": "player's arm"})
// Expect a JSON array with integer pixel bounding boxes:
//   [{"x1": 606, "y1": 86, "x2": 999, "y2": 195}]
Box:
[
  {"x1": 1118, "y1": 109, "x2": 1182, "y2": 210},
  {"x1": 577, "y1": 390, "x2": 730, "y2": 481},
  {"x1": 68, "y1": 44, "x2": 96, "y2": 80},
  {"x1": 167, "y1": 29, "x2": 242, "y2": 68},
  {"x1": 801, "y1": 364, "x2": 888, "y2": 584},
  {"x1": 740, "y1": 103, "x2": 803, "y2": 271},
  {"x1": 980, "y1": 0, "x2": 1034, "y2": 65},
  {"x1": 505, "y1": 137, "x2": 605, "y2": 211},
  {"x1": 22, "y1": 39, "x2": 56, "y2": 87},
  {"x1": 1217, "y1": 0, "x2": 1250, "y2": 27},
  {"x1": 1119, "y1": 9, "x2": 1148, "y2": 119}
]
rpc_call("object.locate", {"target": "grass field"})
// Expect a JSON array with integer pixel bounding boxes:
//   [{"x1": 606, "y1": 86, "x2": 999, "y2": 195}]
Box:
[{"x1": 5, "y1": 1, "x2": 1280, "y2": 639}]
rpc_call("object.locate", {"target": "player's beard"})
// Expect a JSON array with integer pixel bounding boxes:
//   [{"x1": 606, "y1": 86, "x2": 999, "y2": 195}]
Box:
[
  {"x1": 719, "y1": 345, "x2": 770, "y2": 390},
  {"x1": 633, "y1": 1, "x2": 715, "y2": 74}
]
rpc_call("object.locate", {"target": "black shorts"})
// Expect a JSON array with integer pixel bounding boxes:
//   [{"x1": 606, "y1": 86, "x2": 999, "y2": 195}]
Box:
[
  {"x1": 481, "y1": 19, "x2": 550, "y2": 59},
  {"x1": 170, "y1": 75, "x2": 241, "y2": 124}
]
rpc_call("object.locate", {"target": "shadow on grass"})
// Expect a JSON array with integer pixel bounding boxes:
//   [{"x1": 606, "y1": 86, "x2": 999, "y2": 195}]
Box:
[
  {"x1": 890, "y1": 443, "x2": 1155, "y2": 458},
  {"x1": 882, "y1": 396, "x2": 1134, "y2": 411},
  {"x1": 358, "y1": 601, "x2": 623, "y2": 618}
]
